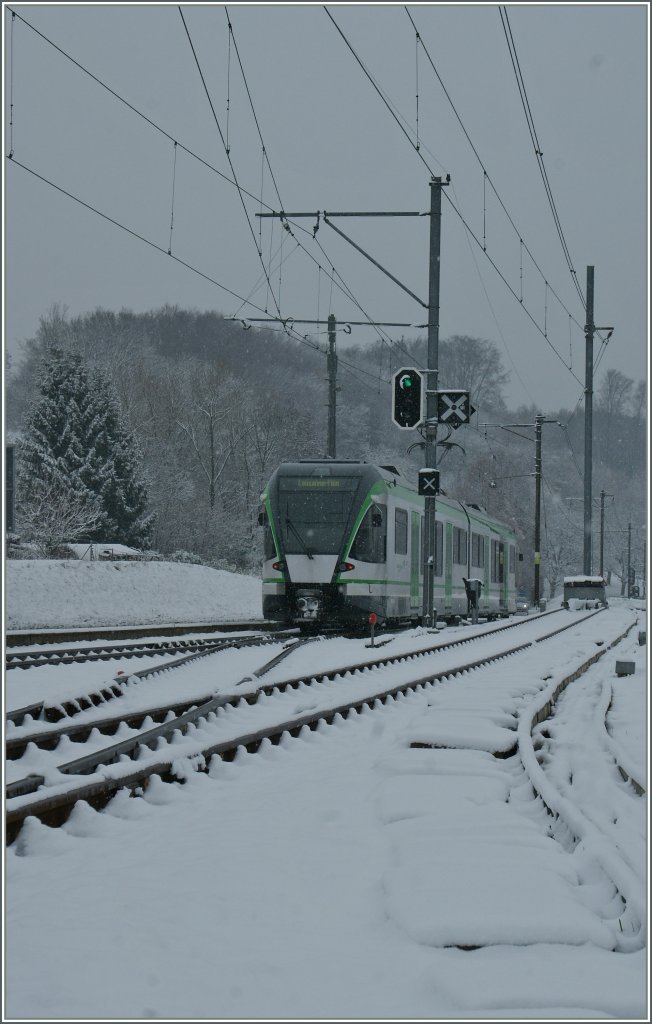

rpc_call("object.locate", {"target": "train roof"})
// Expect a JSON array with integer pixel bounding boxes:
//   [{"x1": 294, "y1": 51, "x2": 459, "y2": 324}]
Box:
[
  {"x1": 270, "y1": 460, "x2": 400, "y2": 486},
  {"x1": 267, "y1": 461, "x2": 516, "y2": 538}
]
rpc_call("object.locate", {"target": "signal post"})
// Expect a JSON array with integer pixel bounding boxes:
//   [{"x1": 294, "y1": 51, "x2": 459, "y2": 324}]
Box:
[
  {"x1": 390, "y1": 178, "x2": 449, "y2": 627},
  {"x1": 423, "y1": 176, "x2": 448, "y2": 626},
  {"x1": 390, "y1": 176, "x2": 480, "y2": 628}
]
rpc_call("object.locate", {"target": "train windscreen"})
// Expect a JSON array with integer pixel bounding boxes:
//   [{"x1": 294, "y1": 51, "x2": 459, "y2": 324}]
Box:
[{"x1": 277, "y1": 476, "x2": 361, "y2": 556}]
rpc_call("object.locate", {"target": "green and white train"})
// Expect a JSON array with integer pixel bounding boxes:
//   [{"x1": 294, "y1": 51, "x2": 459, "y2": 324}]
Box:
[{"x1": 260, "y1": 460, "x2": 519, "y2": 627}]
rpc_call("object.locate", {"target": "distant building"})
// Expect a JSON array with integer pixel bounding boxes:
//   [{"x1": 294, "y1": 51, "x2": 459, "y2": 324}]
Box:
[{"x1": 56, "y1": 543, "x2": 143, "y2": 561}]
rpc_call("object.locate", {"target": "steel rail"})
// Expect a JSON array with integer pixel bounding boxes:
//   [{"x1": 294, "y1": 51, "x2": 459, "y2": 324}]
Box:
[{"x1": 6, "y1": 619, "x2": 286, "y2": 648}]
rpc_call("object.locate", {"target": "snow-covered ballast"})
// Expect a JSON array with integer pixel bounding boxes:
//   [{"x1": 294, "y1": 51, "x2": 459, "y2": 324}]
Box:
[{"x1": 562, "y1": 575, "x2": 607, "y2": 609}]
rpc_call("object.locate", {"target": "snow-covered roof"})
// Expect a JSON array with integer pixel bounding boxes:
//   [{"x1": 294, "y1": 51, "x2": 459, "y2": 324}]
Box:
[
  {"x1": 64, "y1": 542, "x2": 142, "y2": 559},
  {"x1": 563, "y1": 576, "x2": 605, "y2": 585}
]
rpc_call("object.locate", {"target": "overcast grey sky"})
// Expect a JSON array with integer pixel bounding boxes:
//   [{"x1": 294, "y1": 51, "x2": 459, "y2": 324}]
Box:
[{"x1": 3, "y1": 2, "x2": 649, "y2": 411}]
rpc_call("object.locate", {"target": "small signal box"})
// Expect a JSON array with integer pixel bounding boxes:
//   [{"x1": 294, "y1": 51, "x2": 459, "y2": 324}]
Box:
[{"x1": 418, "y1": 469, "x2": 440, "y2": 496}]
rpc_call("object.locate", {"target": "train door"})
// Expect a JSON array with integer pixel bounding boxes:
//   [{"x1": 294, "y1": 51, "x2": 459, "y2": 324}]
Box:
[
  {"x1": 500, "y1": 541, "x2": 508, "y2": 609},
  {"x1": 445, "y1": 521, "x2": 453, "y2": 611},
  {"x1": 410, "y1": 511, "x2": 420, "y2": 611}
]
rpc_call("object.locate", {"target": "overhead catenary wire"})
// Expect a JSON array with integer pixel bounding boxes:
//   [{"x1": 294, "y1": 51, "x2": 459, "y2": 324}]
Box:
[
  {"x1": 4, "y1": 4, "x2": 465, "y2": 380},
  {"x1": 449, "y1": 180, "x2": 537, "y2": 405},
  {"x1": 8, "y1": 1, "x2": 337, "y2": 356},
  {"x1": 181, "y1": 8, "x2": 393, "y2": 358},
  {"x1": 557, "y1": 422, "x2": 584, "y2": 483},
  {"x1": 221, "y1": 6, "x2": 421, "y2": 368},
  {"x1": 178, "y1": 6, "x2": 283, "y2": 320},
  {"x1": 8, "y1": 156, "x2": 340, "y2": 370},
  {"x1": 405, "y1": 6, "x2": 587, "y2": 332},
  {"x1": 223, "y1": 7, "x2": 287, "y2": 213},
  {"x1": 4, "y1": 7, "x2": 269, "y2": 208},
  {"x1": 499, "y1": 6, "x2": 585, "y2": 310},
  {"x1": 9, "y1": 4, "x2": 610, "y2": 402},
  {"x1": 339, "y1": 356, "x2": 390, "y2": 390},
  {"x1": 443, "y1": 192, "x2": 583, "y2": 386},
  {"x1": 7, "y1": 157, "x2": 276, "y2": 315},
  {"x1": 326, "y1": 6, "x2": 585, "y2": 389},
  {"x1": 541, "y1": 474, "x2": 585, "y2": 534}
]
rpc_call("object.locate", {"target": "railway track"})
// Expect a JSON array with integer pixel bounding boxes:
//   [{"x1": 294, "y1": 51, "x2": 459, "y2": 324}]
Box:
[
  {"x1": 5, "y1": 626, "x2": 296, "y2": 670},
  {"x1": 6, "y1": 608, "x2": 562, "y2": 750},
  {"x1": 6, "y1": 607, "x2": 610, "y2": 845},
  {"x1": 373, "y1": 607, "x2": 643, "y2": 958},
  {"x1": 5, "y1": 630, "x2": 298, "y2": 731},
  {"x1": 520, "y1": 617, "x2": 645, "y2": 951},
  {"x1": 5, "y1": 619, "x2": 285, "y2": 649}
]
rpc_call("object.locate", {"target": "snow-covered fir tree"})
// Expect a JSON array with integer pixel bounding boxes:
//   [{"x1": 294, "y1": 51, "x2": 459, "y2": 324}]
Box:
[{"x1": 19, "y1": 347, "x2": 154, "y2": 548}]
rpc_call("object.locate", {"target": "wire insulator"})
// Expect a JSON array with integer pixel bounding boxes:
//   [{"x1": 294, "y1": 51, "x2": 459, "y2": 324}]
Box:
[
  {"x1": 9, "y1": 12, "x2": 16, "y2": 158},
  {"x1": 226, "y1": 19, "x2": 232, "y2": 155},
  {"x1": 168, "y1": 141, "x2": 178, "y2": 255},
  {"x1": 415, "y1": 31, "x2": 420, "y2": 152},
  {"x1": 519, "y1": 239, "x2": 523, "y2": 303},
  {"x1": 483, "y1": 171, "x2": 487, "y2": 251}
]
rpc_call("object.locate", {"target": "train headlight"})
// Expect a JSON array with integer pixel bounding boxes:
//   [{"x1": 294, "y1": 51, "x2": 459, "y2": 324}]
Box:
[
  {"x1": 272, "y1": 560, "x2": 286, "y2": 572},
  {"x1": 337, "y1": 561, "x2": 355, "y2": 573}
]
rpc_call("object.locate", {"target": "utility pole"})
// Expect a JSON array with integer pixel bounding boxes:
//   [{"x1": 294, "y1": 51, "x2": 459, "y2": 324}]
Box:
[
  {"x1": 244, "y1": 313, "x2": 413, "y2": 461},
  {"x1": 583, "y1": 266, "x2": 594, "y2": 575},
  {"x1": 327, "y1": 313, "x2": 337, "y2": 458},
  {"x1": 534, "y1": 414, "x2": 543, "y2": 606},
  {"x1": 627, "y1": 521, "x2": 632, "y2": 597},
  {"x1": 481, "y1": 417, "x2": 556, "y2": 608},
  {"x1": 599, "y1": 489, "x2": 613, "y2": 578},
  {"x1": 422, "y1": 176, "x2": 449, "y2": 627}
]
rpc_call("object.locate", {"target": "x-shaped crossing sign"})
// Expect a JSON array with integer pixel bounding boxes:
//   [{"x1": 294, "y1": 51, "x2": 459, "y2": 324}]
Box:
[
  {"x1": 418, "y1": 469, "x2": 440, "y2": 496},
  {"x1": 436, "y1": 390, "x2": 474, "y2": 428}
]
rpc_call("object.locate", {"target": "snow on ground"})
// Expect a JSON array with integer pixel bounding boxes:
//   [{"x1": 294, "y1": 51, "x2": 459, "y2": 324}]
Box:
[
  {"x1": 6, "y1": 559, "x2": 263, "y2": 630},
  {"x1": 4, "y1": 591, "x2": 648, "y2": 1020}
]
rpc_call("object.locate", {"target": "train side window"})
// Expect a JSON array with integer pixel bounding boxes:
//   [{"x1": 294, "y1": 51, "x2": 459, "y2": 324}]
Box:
[
  {"x1": 471, "y1": 532, "x2": 485, "y2": 568},
  {"x1": 395, "y1": 508, "x2": 408, "y2": 555},
  {"x1": 434, "y1": 520, "x2": 443, "y2": 576},
  {"x1": 509, "y1": 544, "x2": 515, "y2": 574},
  {"x1": 453, "y1": 526, "x2": 467, "y2": 565},
  {"x1": 491, "y1": 539, "x2": 504, "y2": 582},
  {"x1": 350, "y1": 505, "x2": 386, "y2": 563}
]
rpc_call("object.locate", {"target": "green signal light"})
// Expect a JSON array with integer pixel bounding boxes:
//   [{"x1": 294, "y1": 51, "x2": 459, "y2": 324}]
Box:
[{"x1": 405, "y1": 379, "x2": 412, "y2": 386}]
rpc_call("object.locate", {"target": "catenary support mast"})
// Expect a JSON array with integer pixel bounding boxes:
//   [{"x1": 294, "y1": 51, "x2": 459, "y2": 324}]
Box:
[
  {"x1": 422, "y1": 176, "x2": 449, "y2": 626},
  {"x1": 327, "y1": 313, "x2": 337, "y2": 458},
  {"x1": 583, "y1": 266, "x2": 595, "y2": 574}
]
